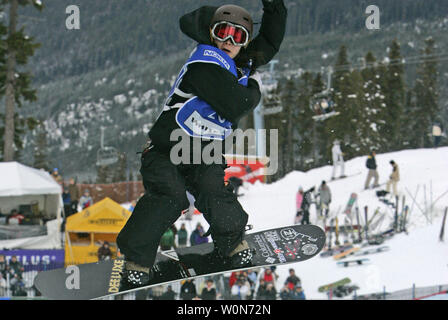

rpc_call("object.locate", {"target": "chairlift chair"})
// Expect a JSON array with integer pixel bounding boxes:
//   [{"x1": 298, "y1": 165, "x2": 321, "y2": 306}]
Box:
[{"x1": 96, "y1": 146, "x2": 119, "y2": 167}]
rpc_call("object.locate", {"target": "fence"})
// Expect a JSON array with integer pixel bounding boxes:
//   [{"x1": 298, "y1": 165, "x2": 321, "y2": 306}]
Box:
[
  {"x1": 355, "y1": 284, "x2": 448, "y2": 300},
  {"x1": 0, "y1": 261, "x2": 64, "y2": 299},
  {"x1": 77, "y1": 181, "x2": 145, "y2": 204}
]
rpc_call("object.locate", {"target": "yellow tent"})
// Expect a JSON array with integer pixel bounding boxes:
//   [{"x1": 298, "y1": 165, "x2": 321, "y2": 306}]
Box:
[{"x1": 65, "y1": 197, "x2": 131, "y2": 265}]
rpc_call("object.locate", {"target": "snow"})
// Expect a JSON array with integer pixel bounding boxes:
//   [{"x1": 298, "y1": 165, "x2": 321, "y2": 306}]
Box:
[{"x1": 122, "y1": 147, "x2": 448, "y2": 299}]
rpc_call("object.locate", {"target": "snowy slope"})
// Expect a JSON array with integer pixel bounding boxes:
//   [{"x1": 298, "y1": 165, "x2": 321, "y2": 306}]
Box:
[
  {"x1": 123, "y1": 147, "x2": 448, "y2": 299},
  {"x1": 238, "y1": 146, "x2": 448, "y2": 299}
]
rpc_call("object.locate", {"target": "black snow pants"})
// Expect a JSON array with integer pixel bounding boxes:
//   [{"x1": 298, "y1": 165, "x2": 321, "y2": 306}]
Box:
[{"x1": 116, "y1": 147, "x2": 249, "y2": 268}]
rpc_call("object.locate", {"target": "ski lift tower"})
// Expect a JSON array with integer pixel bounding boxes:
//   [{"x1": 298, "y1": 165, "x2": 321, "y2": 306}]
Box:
[
  {"x1": 96, "y1": 127, "x2": 119, "y2": 167},
  {"x1": 253, "y1": 59, "x2": 280, "y2": 158}
]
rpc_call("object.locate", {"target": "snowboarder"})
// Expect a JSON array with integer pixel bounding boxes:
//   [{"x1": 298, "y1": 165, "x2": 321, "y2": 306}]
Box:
[
  {"x1": 331, "y1": 140, "x2": 346, "y2": 180},
  {"x1": 364, "y1": 150, "x2": 379, "y2": 189},
  {"x1": 116, "y1": 1, "x2": 287, "y2": 287},
  {"x1": 300, "y1": 187, "x2": 315, "y2": 225},
  {"x1": 295, "y1": 186, "x2": 304, "y2": 224},
  {"x1": 318, "y1": 181, "x2": 331, "y2": 218},
  {"x1": 386, "y1": 160, "x2": 400, "y2": 196}
]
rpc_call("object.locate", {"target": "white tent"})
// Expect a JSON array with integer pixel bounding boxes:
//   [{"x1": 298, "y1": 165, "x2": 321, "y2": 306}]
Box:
[{"x1": 0, "y1": 162, "x2": 62, "y2": 249}]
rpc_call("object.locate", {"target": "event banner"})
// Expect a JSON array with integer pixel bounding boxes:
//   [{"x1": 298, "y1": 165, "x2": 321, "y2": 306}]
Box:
[{"x1": 0, "y1": 249, "x2": 65, "y2": 271}]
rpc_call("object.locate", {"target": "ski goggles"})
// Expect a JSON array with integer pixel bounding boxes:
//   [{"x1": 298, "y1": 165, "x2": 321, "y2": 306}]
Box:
[{"x1": 210, "y1": 21, "x2": 250, "y2": 47}]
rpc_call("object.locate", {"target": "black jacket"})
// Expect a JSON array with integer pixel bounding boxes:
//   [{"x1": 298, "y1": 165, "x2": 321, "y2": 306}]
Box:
[
  {"x1": 366, "y1": 155, "x2": 377, "y2": 170},
  {"x1": 148, "y1": 0, "x2": 287, "y2": 154}
]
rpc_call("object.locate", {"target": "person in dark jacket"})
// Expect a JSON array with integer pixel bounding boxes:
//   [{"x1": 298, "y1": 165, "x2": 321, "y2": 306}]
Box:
[
  {"x1": 291, "y1": 285, "x2": 306, "y2": 300},
  {"x1": 160, "y1": 285, "x2": 176, "y2": 300},
  {"x1": 98, "y1": 241, "x2": 113, "y2": 261},
  {"x1": 68, "y1": 178, "x2": 80, "y2": 215},
  {"x1": 300, "y1": 187, "x2": 315, "y2": 225},
  {"x1": 364, "y1": 150, "x2": 379, "y2": 189},
  {"x1": 117, "y1": 0, "x2": 287, "y2": 288},
  {"x1": 284, "y1": 268, "x2": 301, "y2": 289},
  {"x1": 177, "y1": 223, "x2": 188, "y2": 248},
  {"x1": 190, "y1": 223, "x2": 209, "y2": 246},
  {"x1": 201, "y1": 279, "x2": 217, "y2": 300},
  {"x1": 180, "y1": 279, "x2": 197, "y2": 300}
]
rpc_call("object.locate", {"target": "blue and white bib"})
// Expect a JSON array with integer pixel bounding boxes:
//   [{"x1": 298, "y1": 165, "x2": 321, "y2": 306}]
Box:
[{"x1": 165, "y1": 44, "x2": 250, "y2": 141}]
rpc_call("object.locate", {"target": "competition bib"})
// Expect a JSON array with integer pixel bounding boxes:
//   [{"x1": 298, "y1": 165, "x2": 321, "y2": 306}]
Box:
[{"x1": 171, "y1": 44, "x2": 250, "y2": 140}]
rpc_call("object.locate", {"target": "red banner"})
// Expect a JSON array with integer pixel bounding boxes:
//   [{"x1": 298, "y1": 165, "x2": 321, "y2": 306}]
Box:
[{"x1": 224, "y1": 155, "x2": 267, "y2": 184}]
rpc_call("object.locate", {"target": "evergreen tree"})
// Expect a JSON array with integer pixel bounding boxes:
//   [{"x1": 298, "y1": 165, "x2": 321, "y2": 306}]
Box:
[
  {"x1": 112, "y1": 152, "x2": 127, "y2": 182},
  {"x1": 383, "y1": 39, "x2": 405, "y2": 151},
  {"x1": 326, "y1": 45, "x2": 356, "y2": 157},
  {"x1": 33, "y1": 121, "x2": 50, "y2": 171},
  {"x1": 1, "y1": 0, "x2": 41, "y2": 161},
  {"x1": 96, "y1": 165, "x2": 110, "y2": 184},
  {"x1": 296, "y1": 71, "x2": 319, "y2": 170},
  {"x1": 359, "y1": 52, "x2": 387, "y2": 153},
  {"x1": 411, "y1": 37, "x2": 440, "y2": 148}
]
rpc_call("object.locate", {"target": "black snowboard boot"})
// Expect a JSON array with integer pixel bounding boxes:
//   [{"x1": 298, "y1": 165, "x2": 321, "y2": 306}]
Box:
[
  {"x1": 121, "y1": 261, "x2": 151, "y2": 289},
  {"x1": 229, "y1": 240, "x2": 255, "y2": 268}
]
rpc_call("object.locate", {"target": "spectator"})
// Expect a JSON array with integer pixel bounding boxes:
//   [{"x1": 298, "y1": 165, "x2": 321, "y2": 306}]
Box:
[
  {"x1": 284, "y1": 268, "x2": 301, "y2": 290},
  {"x1": 386, "y1": 160, "x2": 400, "y2": 196},
  {"x1": 190, "y1": 223, "x2": 208, "y2": 246},
  {"x1": 256, "y1": 279, "x2": 268, "y2": 300},
  {"x1": 264, "y1": 283, "x2": 277, "y2": 300},
  {"x1": 247, "y1": 269, "x2": 258, "y2": 299},
  {"x1": 160, "y1": 227, "x2": 176, "y2": 251},
  {"x1": 0, "y1": 254, "x2": 6, "y2": 278},
  {"x1": 7, "y1": 209, "x2": 24, "y2": 225},
  {"x1": 68, "y1": 178, "x2": 80, "y2": 215},
  {"x1": 0, "y1": 273, "x2": 6, "y2": 297},
  {"x1": 364, "y1": 150, "x2": 379, "y2": 189},
  {"x1": 177, "y1": 223, "x2": 188, "y2": 248},
  {"x1": 160, "y1": 285, "x2": 176, "y2": 300},
  {"x1": 280, "y1": 284, "x2": 292, "y2": 300},
  {"x1": 62, "y1": 186, "x2": 72, "y2": 216},
  {"x1": 98, "y1": 241, "x2": 113, "y2": 261},
  {"x1": 331, "y1": 139, "x2": 346, "y2": 180},
  {"x1": 291, "y1": 285, "x2": 306, "y2": 300},
  {"x1": 318, "y1": 181, "x2": 331, "y2": 218},
  {"x1": 229, "y1": 271, "x2": 240, "y2": 289},
  {"x1": 231, "y1": 278, "x2": 250, "y2": 300},
  {"x1": 51, "y1": 168, "x2": 63, "y2": 185},
  {"x1": 9, "y1": 256, "x2": 24, "y2": 277},
  {"x1": 79, "y1": 189, "x2": 93, "y2": 209},
  {"x1": 200, "y1": 279, "x2": 217, "y2": 300},
  {"x1": 295, "y1": 186, "x2": 304, "y2": 224},
  {"x1": 180, "y1": 279, "x2": 197, "y2": 300},
  {"x1": 261, "y1": 268, "x2": 275, "y2": 285}
]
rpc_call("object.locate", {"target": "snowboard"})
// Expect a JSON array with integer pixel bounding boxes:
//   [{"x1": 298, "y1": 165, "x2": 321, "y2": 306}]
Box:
[
  {"x1": 337, "y1": 258, "x2": 370, "y2": 267},
  {"x1": 318, "y1": 277, "x2": 351, "y2": 293},
  {"x1": 333, "y1": 247, "x2": 359, "y2": 260},
  {"x1": 328, "y1": 171, "x2": 362, "y2": 182},
  {"x1": 354, "y1": 246, "x2": 389, "y2": 256},
  {"x1": 319, "y1": 244, "x2": 353, "y2": 258},
  {"x1": 34, "y1": 224, "x2": 325, "y2": 300}
]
